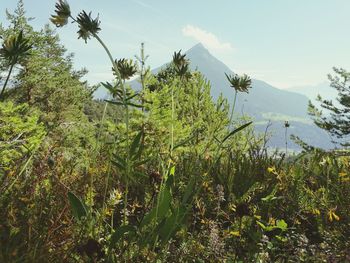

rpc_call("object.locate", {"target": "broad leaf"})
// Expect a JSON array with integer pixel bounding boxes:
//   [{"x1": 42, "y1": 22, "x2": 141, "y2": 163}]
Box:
[{"x1": 67, "y1": 192, "x2": 87, "y2": 221}]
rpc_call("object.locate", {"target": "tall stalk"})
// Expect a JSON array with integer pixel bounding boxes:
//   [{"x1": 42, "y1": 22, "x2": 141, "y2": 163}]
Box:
[
  {"x1": 93, "y1": 33, "x2": 130, "y2": 226},
  {"x1": 229, "y1": 90, "x2": 238, "y2": 126},
  {"x1": 0, "y1": 63, "x2": 15, "y2": 100},
  {"x1": 70, "y1": 12, "x2": 131, "y2": 225}
]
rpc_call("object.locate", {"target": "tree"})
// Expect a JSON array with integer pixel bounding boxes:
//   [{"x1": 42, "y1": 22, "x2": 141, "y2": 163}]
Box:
[
  {"x1": 308, "y1": 67, "x2": 350, "y2": 147},
  {"x1": 0, "y1": 1, "x2": 93, "y2": 127}
]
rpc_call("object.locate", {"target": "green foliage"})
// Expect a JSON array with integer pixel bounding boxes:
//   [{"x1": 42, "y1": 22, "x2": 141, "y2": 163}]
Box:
[
  {"x1": 1, "y1": 1, "x2": 350, "y2": 262},
  {"x1": 309, "y1": 67, "x2": 350, "y2": 146},
  {"x1": 68, "y1": 192, "x2": 88, "y2": 221},
  {"x1": 0, "y1": 102, "x2": 45, "y2": 173}
]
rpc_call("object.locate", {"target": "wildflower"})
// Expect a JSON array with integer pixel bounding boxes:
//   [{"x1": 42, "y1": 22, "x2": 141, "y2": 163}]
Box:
[
  {"x1": 225, "y1": 73, "x2": 252, "y2": 93},
  {"x1": 76, "y1": 11, "x2": 101, "y2": 43},
  {"x1": 312, "y1": 208, "x2": 321, "y2": 216},
  {"x1": 0, "y1": 31, "x2": 32, "y2": 65},
  {"x1": 339, "y1": 172, "x2": 347, "y2": 177},
  {"x1": 267, "y1": 166, "x2": 276, "y2": 173},
  {"x1": 267, "y1": 166, "x2": 281, "y2": 179},
  {"x1": 50, "y1": 0, "x2": 71, "y2": 27},
  {"x1": 108, "y1": 189, "x2": 123, "y2": 206},
  {"x1": 208, "y1": 222, "x2": 224, "y2": 256},
  {"x1": 172, "y1": 50, "x2": 190, "y2": 78},
  {"x1": 268, "y1": 217, "x2": 276, "y2": 226},
  {"x1": 328, "y1": 208, "x2": 340, "y2": 222},
  {"x1": 202, "y1": 181, "x2": 209, "y2": 189},
  {"x1": 113, "y1": 58, "x2": 137, "y2": 80},
  {"x1": 229, "y1": 231, "x2": 240, "y2": 237}
]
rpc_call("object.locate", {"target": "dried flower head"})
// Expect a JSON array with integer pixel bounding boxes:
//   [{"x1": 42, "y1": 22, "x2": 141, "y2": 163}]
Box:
[
  {"x1": 50, "y1": 0, "x2": 71, "y2": 27},
  {"x1": 225, "y1": 73, "x2": 252, "y2": 93},
  {"x1": 0, "y1": 31, "x2": 32, "y2": 65},
  {"x1": 172, "y1": 50, "x2": 190, "y2": 78},
  {"x1": 76, "y1": 11, "x2": 101, "y2": 43},
  {"x1": 113, "y1": 58, "x2": 137, "y2": 80}
]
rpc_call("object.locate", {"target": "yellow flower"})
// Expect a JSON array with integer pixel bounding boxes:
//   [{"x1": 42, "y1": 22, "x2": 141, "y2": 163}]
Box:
[
  {"x1": 267, "y1": 166, "x2": 279, "y2": 176},
  {"x1": 229, "y1": 231, "x2": 240, "y2": 237},
  {"x1": 229, "y1": 203, "x2": 236, "y2": 212},
  {"x1": 103, "y1": 208, "x2": 113, "y2": 216},
  {"x1": 202, "y1": 181, "x2": 209, "y2": 189},
  {"x1": 339, "y1": 172, "x2": 347, "y2": 177},
  {"x1": 267, "y1": 167, "x2": 276, "y2": 173},
  {"x1": 312, "y1": 208, "x2": 321, "y2": 216},
  {"x1": 328, "y1": 208, "x2": 340, "y2": 222},
  {"x1": 268, "y1": 217, "x2": 276, "y2": 226}
]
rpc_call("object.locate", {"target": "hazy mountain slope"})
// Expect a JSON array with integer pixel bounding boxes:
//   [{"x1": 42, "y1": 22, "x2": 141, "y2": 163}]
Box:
[
  {"x1": 185, "y1": 43, "x2": 309, "y2": 119},
  {"x1": 129, "y1": 43, "x2": 334, "y2": 150},
  {"x1": 288, "y1": 81, "x2": 337, "y2": 101}
]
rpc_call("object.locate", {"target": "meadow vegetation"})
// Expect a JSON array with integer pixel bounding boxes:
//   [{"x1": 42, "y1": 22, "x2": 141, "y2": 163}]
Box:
[{"x1": 0, "y1": 1, "x2": 350, "y2": 262}]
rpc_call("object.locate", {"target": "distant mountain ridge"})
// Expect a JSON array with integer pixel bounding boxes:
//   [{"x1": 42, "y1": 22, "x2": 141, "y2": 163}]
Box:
[
  {"x1": 185, "y1": 43, "x2": 310, "y2": 120},
  {"x1": 130, "y1": 43, "x2": 334, "y2": 150},
  {"x1": 288, "y1": 81, "x2": 337, "y2": 102}
]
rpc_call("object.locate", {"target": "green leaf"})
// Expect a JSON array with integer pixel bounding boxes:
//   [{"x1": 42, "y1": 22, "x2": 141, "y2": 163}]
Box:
[
  {"x1": 104, "y1": 99, "x2": 124, "y2": 106},
  {"x1": 261, "y1": 186, "x2": 278, "y2": 202},
  {"x1": 67, "y1": 192, "x2": 87, "y2": 221},
  {"x1": 173, "y1": 134, "x2": 196, "y2": 150},
  {"x1": 112, "y1": 155, "x2": 127, "y2": 170},
  {"x1": 257, "y1": 221, "x2": 266, "y2": 230},
  {"x1": 111, "y1": 160, "x2": 125, "y2": 170},
  {"x1": 169, "y1": 166, "x2": 175, "y2": 176},
  {"x1": 130, "y1": 131, "x2": 143, "y2": 158},
  {"x1": 159, "y1": 205, "x2": 187, "y2": 245},
  {"x1": 133, "y1": 158, "x2": 150, "y2": 167},
  {"x1": 222, "y1": 121, "x2": 252, "y2": 143},
  {"x1": 140, "y1": 184, "x2": 172, "y2": 228},
  {"x1": 181, "y1": 176, "x2": 196, "y2": 205},
  {"x1": 126, "y1": 93, "x2": 139, "y2": 101},
  {"x1": 126, "y1": 102, "x2": 143, "y2": 108},
  {"x1": 276, "y1": 219, "x2": 288, "y2": 231}
]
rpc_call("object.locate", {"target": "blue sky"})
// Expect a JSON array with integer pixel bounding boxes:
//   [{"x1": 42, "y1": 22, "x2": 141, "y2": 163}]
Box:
[{"x1": 1, "y1": 0, "x2": 350, "y2": 89}]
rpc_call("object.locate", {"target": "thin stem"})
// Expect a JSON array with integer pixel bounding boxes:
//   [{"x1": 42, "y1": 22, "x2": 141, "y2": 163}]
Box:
[
  {"x1": 123, "y1": 78, "x2": 130, "y2": 227},
  {"x1": 285, "y1": 127, "x2": 288, "y2": 156},
  {"x1": 229, "y1": 90, "x2": 238, "y2": 126},
  {"x1": 171, "y1": 84, "x2": 174, "y2": 155},
  {"x1": 90, "y1": 33, "x2": 130, "y2": 227},
  {"x1": 93, "y1": 33, "x2": 123, "y2": 85},
  {"x1": 0, "y1": 62, "x2": 15, "y2": 100}
]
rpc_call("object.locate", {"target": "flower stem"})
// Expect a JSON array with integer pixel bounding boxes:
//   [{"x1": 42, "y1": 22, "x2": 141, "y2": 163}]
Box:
[
  {"x1": 229, "y1": 90, "x2": 238, "y2": 126},
  {"x1": 0, "y1": 63, "x2": 15, "y2": 100}
]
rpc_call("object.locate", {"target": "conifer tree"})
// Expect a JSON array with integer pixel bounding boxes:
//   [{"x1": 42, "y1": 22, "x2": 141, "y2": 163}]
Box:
[{"x1": 308, "y1": 67, "x2": 350, "y2": 147}]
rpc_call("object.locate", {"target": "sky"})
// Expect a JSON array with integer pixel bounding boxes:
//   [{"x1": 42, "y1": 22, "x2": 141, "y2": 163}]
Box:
[{"x1": 1, "y1": 0, "x2": 350, "y2": 89}]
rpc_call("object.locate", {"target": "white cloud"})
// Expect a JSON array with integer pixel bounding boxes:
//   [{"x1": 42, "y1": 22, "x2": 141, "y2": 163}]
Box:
[{"x1": 182, "y1": 25, "x2": 233, "y2": 52}]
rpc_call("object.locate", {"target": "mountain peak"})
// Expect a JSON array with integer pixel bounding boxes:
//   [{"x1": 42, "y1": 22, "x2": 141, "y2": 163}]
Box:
[{"x1": 186, "y1": 43, "x2": 210, "y2": 55}]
